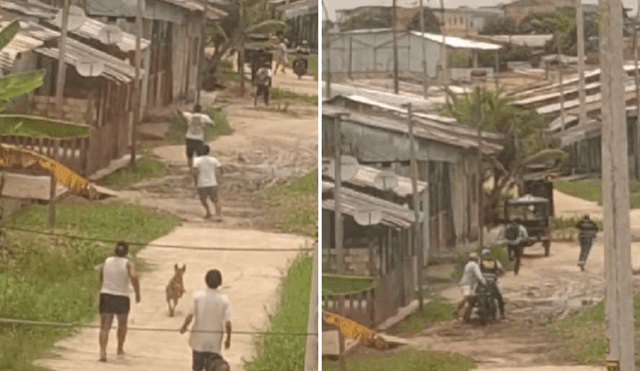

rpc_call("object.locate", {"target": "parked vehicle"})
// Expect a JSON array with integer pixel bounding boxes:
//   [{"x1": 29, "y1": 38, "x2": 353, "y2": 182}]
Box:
[{"x1": 501, "y1": 194, "x2": 553, "y2": 257}]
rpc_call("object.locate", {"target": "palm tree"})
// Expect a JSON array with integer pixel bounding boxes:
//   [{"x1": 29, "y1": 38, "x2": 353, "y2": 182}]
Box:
[{"x1": 441, "y1": 86, "x2": 567, "y2": 213}]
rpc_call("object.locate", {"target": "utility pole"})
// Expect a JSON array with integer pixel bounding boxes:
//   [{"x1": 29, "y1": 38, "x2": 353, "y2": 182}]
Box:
[
  {"x1": 196, "y1": 7, "x2": 206, "y2": 106},
  {"x1": 440, "y1": 0, "x2": 448, "y2": 104},
  {"x1": 131, "y1": 0, "x2": 143, "y2": 167},
  {"x1": 476, "y1": 96, "x2": 484, "y2": 249},
  {"x1": 238, "y1": 0, "x2": 245, "y2": 97},
  {"x1": 404, "y1": 103, "x2": 424, "y2": 311},
  {"x1": 420, "y1": 0, "x2": 428, "y2": 98},
  {"x1": 333, "y1": 113, "x2": 348, "y2": 274},
  {"x1": 599, "y1": 0, "x2": 635, "y2": 369},
  {"x1": 55, "y1": 0, "x2": 70, "y2": 118},
  {"x1": 303, "y1": 242, "x2": 319, "y2": 371},
  {"x1": 634, "y1": 2, "x2": 640, "y2": 180},
  {"x1": 576, "y1": 0, "x2": 587, "y2": 127},
  {"x1": 557, "y1": 32, "x2": 566, "y2": 131},
  {"x1": 322, "y1": 0, "x2": 331, "y2": 98},
  {"x1": 392, "y1": 0, "x2": 399, "y2": 94}
]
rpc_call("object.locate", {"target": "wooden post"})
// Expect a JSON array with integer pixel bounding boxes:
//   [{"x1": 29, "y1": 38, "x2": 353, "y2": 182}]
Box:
[
  {"x1": 477, "y1": 99, "x2": 484, "y2": 249},
  {"x1": 440, "y1": 0, "x2": 448, "y2": 103},
  {"x1": 495, "y1": 50, "x2": 499, "y2": 89},
  {"x1": 576, "y1": 0, "x2": 587, "y2": 127},
  {"x1": 348, "y1": 36, "x2": 353, "y2": 80},
  {"x1": 420, "y1": 0, "x2": 428, "y2": 98},
  {"x1": 55, "y1": 0, "x2": 70, "y2": 118},
  {"x1": 196, "y1": 9, "x2": 206, "y2": 106},
  {"x1": 131, "y1": 0, "x2": 143, "y2": 167},
  {"x1": 557, "y1": 32, "x2": 566, "y2": 131},
  {"x1": 48, "y1": 171, "x2": 56, "y2": 228},
  {"x1": 599, "y1": 0, "x2": 636, "y2": 369},
  {"x1": 634, "y1": 7, "x2": 640, "y2": 180},
  {"x1": 333, "y1": 113, "x2": 349, "y2": 274},
  {"x1": 238, "y1": 0, "x2": 245, "y2": 97},
  {"x1": 392, "y1": 0, "x2": 399, "y2": 94},
  {"x1": 322, "y1": 0, "x2": 331, "y2": 98},
  {"x1": 338, "y1": 330, "x2": 346, "y2": 371},
  {"x1": 303, "y1": 242, "x2": 318, "y2": 371},
  {"x1": 404, "y1": 103, "x2": 424, "y2": 311}
]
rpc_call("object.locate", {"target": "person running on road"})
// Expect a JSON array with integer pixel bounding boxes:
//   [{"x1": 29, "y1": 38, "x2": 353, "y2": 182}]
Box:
[
  {"x1": 504, "y1": 218, "x2": 528, "y2": 276},
  {"x1": 480, "y1": 248, "x2": 506, "y2": 320},
  {"x1": 180, "y1": 269, "x2": 232, "y2": 371},
  {"x1": 178, "y1": 105, "x2": 215, "y2": 170},
  {"x1": 274, "y1": 38, "x2": 288, "y2": 75},
  {"x1": 576, "y1": 214, "x2": 599, "y2": 271},
  {"x1": 458, "y1": 252, "x2": 487, "y2": 321},
  {"x1": 193, "y1": 144, "x2": 223, "y2": 221},
  {"x1": 255, "y1": 63, "x2": 272, "y2": 106},
  {"x1": 98, "y1": 241, "x2": 141, "y2": 362}
]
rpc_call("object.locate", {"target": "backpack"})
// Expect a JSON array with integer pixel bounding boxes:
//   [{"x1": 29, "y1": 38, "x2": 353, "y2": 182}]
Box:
[{"x1": 505, "y1": 224, "x2": 520, "y2": 241}]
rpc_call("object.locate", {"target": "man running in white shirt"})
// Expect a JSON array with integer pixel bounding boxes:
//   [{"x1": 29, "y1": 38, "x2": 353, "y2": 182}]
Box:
[
  {"x1": 180, "y1": 269, "x2": 232, "y2": 371},
  {"x1": 98, "y1": 241, "x2": 141, "y2": 362},
  {"x1": 178, "y1": 105, "x2": 215, "y2": 169},
  {"x1": 193, "y1": 144, "x2": 223, "y2": 220}
]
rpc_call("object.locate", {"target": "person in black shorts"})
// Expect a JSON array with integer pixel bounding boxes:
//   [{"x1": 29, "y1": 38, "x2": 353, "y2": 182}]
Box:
[
  {"x1": 98, "y1": 241, "x2": 141, "y2": 362},
  {"x1": 178, "y1": 105, "x2": 215, "y2": 170}
]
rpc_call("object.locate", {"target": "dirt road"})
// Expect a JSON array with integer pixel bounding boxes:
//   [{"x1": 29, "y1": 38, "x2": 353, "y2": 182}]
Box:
[
  {"x1": 392, "y1": 189, "x2": 640, "y2": 370},
  {"x1": 35, "y1": 75, "x2": 317, "y2": 369}
]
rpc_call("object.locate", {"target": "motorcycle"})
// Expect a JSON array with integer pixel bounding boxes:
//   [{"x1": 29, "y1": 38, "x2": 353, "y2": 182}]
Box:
[
  {"x1": 293, "y1": 56, "x2": 307, "y2": 79},
  {"x1": 465, "y1": 276, "x2": 499, "y2": 325}
]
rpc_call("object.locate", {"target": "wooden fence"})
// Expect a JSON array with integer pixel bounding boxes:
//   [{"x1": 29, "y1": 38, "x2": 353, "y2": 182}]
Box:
[{"x1": 0, "y1": 135, "x2": 89, "y2": 175}]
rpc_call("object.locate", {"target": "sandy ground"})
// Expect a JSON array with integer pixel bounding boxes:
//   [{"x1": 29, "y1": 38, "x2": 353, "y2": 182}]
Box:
[{"x1": 34, "y1": 72, "x2": 318, "y2": 370}]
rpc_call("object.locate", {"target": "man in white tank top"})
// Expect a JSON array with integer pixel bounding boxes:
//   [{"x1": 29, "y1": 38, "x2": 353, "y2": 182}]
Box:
[{"x1": 98, "y1": 241, "x2": 141, "y2": 362}]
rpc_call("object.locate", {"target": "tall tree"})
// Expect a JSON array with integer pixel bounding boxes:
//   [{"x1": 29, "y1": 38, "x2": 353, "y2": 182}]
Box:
[{"x1": 441, "y1": 87, "x2": 567, "y2": 213}]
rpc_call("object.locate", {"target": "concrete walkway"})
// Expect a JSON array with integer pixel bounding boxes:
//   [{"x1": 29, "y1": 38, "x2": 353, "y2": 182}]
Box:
[{"x1": 35, "y1": 226, "x2": 310, "y2": 371}]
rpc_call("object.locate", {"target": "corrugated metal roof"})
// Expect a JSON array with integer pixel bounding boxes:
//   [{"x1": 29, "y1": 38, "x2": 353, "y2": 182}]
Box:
[
  {"x1": 159, "y1": 0, "x2": 229, "y2": 18},
  {"x1": 322, "y1": 181, "x2": 417, "y2": 229},
  {"x1": 0, "y1": 0, "x2": 55, "y2": 19},
  {"x1": 322, "y1": 159, "x2": 427, "y2": 198},
  {"x1": 0, "y1": 19, "x2": 56, "y2": 69},
  {"x1": 410, "y1": 31, "x2": 502, "y2": 51},
  {"x1": 324, "y1": 105, "x2": 503, "y2": 155},
  {"x1": 63, "y1": 18, "x2": 151, "y2": 52},
  {"x1": 471, "y1": 34, "x2": 553, "y2": 48},
  {"x1": 35, "y1": 37, "x2": 138, "y2": 83}
]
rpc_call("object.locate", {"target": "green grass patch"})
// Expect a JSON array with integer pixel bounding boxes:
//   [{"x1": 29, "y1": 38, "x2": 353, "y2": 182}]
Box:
[
  {"x1": 322, "y1": 349, "x2": 476, "y2": 371},
  {"x1": 168, "y1": 107, "x2": 234, "y2": 145},
  {"x1": 263, "y1": 169, "x2": 317, "y2": 237},
  {"x1": 322, "y1": 274, "x2": 375, "y2": 296},
  {"x1": 549, "y1": 294, "x2": 640, "y2": 368},
  {"x1": 388, "y1": 296, "x2": 456, "y2": 336},
  {"x1": 271, "y1": 87, "x2": 318, "y2": 106},
  {"x1": 0, "y1": 201, "x2": 181, "y2": 370},
  {"x1": 101, "y1": 155, "x2": 167, "y2": 189},
  {"x1": 554, "y1": 178, "x2": 640, "y2": 209},
  {"x1": 244, "y1": 252, "x2": 312, "y2": 371}
]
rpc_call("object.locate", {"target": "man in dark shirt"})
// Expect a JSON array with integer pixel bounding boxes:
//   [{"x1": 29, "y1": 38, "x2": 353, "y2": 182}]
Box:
[{"x1": 576, "y1": 214, "x2": 599, "y2": 271}]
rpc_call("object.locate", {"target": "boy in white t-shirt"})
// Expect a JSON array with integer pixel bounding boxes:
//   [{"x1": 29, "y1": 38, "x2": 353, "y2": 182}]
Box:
[
  {"x1": 192, "y1": 144, "x2": 223, "y2": 221},
  {"x1": 178, "y1": 105, "x2": 215, "y2": 169}
]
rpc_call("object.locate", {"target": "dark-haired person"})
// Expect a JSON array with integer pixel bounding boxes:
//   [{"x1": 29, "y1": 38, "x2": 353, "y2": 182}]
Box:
[
  {"x1": 178, "y1": 104, "x2": 215, "y2": 170},
  {"x1": 180, "y1": 269, "x2": 232, "y2": 371},
  {"x1": 98, "y1": 241, "x2": 141, "y2": 362},
  {"x1": 193, "y1": 144, "x2": 223, "y2": 221}
]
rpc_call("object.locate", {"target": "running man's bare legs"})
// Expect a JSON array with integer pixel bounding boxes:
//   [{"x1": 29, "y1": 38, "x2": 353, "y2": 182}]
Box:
[
  {"x1": 116, "y1": 314, "x2": 128, "y2": 355},
  {"x1": 99, "y1": 313, "x2": 115, "y2": 362}
]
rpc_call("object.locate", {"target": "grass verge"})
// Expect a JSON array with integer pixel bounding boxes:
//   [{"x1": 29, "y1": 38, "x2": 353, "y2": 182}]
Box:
[
  {"x1": 554, "y1": 178, "x2": 640, "y2": 208},
  {"x1": 168, "y1": 106, "x2": 234, "y2": 145},
  {"x1": 271, "y1": 87, "x2": 318, "y2": 106},
  {"x1": 244, "y1": 251, "x2": 312, "y2": 371},
  {"x1": 0, "y1": 202, "x2": 181, "y2": 370},
  {"x1": 388, "y1": 295, "x2": 456, "y2": 336},
  {"x1": 101, "y1": 155, "x2": 167, "y2": 189},
  {"x1": 263, "y1": 169, "x2": 317, "y2": 237},
  {"x1": 322, "y1": 349, "x2": 476, "y2": 371},
  {"x1": 549, "y1": 294, "x2": 640, "y2": 368}
]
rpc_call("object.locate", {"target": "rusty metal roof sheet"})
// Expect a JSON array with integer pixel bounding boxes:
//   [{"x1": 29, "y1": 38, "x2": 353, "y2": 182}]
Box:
[
  {"x1": 159, "y1": 0, "x2": 229, "y2": 18},
  {"x1": 0, "y1": 19, "x2": 56, "y2": 69},
  {"x1": 66, "y1": 17, "x2": 151, "y2": 52},
  {"x1": 322, "y1": 181, "x2": 417, "y2": 229},
  {"x1": 35, "y1": 37, "x2": 138, "y2": 83},
  {"x1": 0, "y1": 0, "x2": 55, "y2": 19},
  {"x1": 324, "y1": 104, "x2": 503, "y2": 155},
  {"x1": 322, "y1": 160, "x2": 427, "y2": 198}
]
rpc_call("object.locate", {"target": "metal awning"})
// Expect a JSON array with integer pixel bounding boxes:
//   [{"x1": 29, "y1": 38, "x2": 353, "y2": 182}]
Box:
[
  {"x1": 411, "y1": 31, "x2": 502, "y2": 51},
  {"x1": 35, "y1": 38, "x2": 139, "y2": 83},
  {"x1": 322, "y1": 160, "x2": 427, "y2": 198},
  {"x1": 322, "y1": 181, "x2": 417, "y2": 229}
]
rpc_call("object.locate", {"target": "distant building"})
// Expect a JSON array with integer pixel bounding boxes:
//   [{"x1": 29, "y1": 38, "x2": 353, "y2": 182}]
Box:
[
  {"x1": 336, "y1": 5, "x2": 418, "y2": 31},
  {"x1": 500, "y1": 0, "x2": 574, "y2": 25},
  {"x1": 433, "y1": 6, "x2": 503, "y2": 37}
]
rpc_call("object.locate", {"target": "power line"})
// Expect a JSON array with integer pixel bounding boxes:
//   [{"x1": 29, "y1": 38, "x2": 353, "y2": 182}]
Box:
[
  {"x1": 0, "y1": 318, "x2": 318, "y2": 337},
  {"x1": 0, "y1": 225, "x2": 313, "y2": 252}
]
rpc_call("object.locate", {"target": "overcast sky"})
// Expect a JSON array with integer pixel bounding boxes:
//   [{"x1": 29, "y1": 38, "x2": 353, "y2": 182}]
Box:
[{"x1": 322, "y1": 0, "x2": 639, "y2": 21}]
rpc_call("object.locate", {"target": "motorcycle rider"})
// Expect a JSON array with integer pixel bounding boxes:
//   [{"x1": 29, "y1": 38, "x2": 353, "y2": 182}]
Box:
[
  {"x1": 293, "y1": 40, "x2": 310, "y2": 78},
  {"x1": 504, "y1": 218, "x2": 528, "y2": 275},
  {"x1": 457, "y1": 252, "x2": 487, "y2": 321},
  {"x1": 480, "y1": 249, "x2": 506, "y2": 320}
]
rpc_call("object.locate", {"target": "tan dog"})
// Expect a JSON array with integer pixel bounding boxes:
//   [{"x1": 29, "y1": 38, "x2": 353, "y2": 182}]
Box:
[{"x1": 166, "y1": 264, "x2": 186, "y2": 317}]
